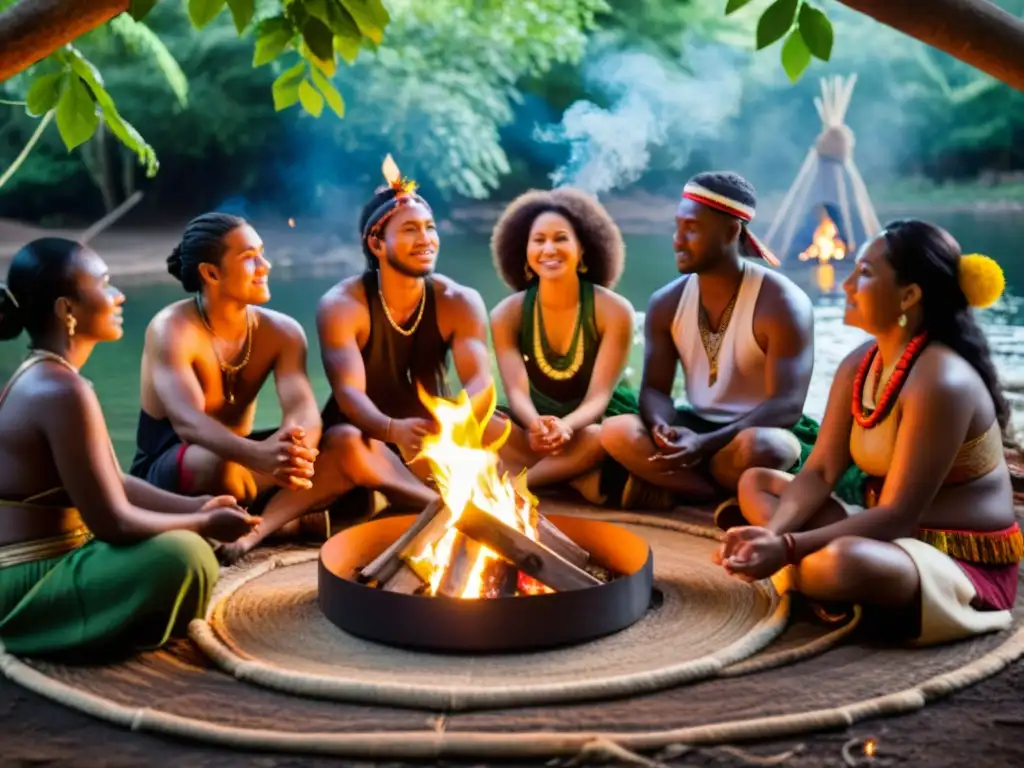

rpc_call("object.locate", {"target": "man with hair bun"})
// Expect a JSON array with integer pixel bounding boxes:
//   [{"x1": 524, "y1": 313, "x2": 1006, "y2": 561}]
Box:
[
  {"x1": 601, "y1": 170, "x2": 823, "y2": 516},
  {"x1": 313, "y1": 155, "x2": 507, "y2": 511},
  {"x1": 130, "y1": 213, "x2": 355, "y2": 562}
]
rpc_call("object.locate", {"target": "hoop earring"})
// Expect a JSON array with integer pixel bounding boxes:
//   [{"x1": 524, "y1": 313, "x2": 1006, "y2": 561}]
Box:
[
  {"x1": 898, "y1": 313, "x2": 907, "y2": 328},
  {"x1": 524, "y1": 264, "x2": 534, "y2": 280},
  {"x1": 66, "y1": 314, "x2": 77, "y2": 338}
]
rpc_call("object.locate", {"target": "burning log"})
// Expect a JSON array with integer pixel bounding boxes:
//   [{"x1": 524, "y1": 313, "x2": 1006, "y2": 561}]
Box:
[
  {"x1": 357, "y1": 499, "x2": 445, "y2": 584},
  {"x1": 382, "y1": 564, "x2": 426, "y2": 595},
  {"x1": 435, "y1": 533, "x2": 515, "y2": 598},
  {"x1": 453, "y1": 502, "x2": 602, "y2": 592},
  {"x1": 536, "y1": 515, "x2": 589, "y2": 569}
]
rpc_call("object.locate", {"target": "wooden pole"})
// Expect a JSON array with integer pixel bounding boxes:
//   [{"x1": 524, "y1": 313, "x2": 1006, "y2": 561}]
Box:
[
  {"x1": 0, "y1": 1, "x2": 130, "y2": 84},
  {"x1": 837, "y1": 0, "x2": 1024, "y2": 93}
]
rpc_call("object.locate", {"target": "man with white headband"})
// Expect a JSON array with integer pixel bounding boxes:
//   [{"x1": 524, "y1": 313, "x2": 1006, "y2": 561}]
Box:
[{"x1": 601, "y1": 170, "x2": 817, "y2": 520}]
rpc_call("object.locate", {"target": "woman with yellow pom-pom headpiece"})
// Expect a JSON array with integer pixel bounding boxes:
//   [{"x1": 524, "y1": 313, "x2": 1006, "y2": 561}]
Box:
[{"x1": 717, "y1": 219, "x2": 1020, "y2": 649}]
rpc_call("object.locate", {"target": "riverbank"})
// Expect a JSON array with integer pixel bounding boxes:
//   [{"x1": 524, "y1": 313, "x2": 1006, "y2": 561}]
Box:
[{"x1": 3, "y1": 181, "x2": 1022, "y2": 281}]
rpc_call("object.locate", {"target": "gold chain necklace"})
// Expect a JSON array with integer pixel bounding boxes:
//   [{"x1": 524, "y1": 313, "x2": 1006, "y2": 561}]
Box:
[
  {"x1": 26, "y1": 348, "x2": 79, "y2": 373},
  {"x1": 697, "y1": 268, "x2": 743, "y2": 387},
  {"x1": 532, "y1": 292, "x2": 584, "y2": 381},
  {"x1": 194, "y1": 295, "x2": 253, "y2": 405},
  {"x1": 378, "y1": 272, "x2": 426, "y2": 337}
]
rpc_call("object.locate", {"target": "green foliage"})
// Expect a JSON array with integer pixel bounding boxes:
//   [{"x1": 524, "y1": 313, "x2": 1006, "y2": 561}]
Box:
[
  {"x1": 797, "y1": 3, "x2": 832, "y2": 61},
  {"x1": 727, "y1": 0, "x2": 833, "y2": 81},
  {"x1": 780, "y1": 28, "x2": 810, "y2": 82}
]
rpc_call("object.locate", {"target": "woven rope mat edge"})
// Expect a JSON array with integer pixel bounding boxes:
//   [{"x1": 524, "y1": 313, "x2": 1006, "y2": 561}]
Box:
[
  {"x1": 2, "y1": 621, "x2": 1023, "y2": 761},
  {"x1": 189, "y1": 513, "x2": 805, "y2": 710}
]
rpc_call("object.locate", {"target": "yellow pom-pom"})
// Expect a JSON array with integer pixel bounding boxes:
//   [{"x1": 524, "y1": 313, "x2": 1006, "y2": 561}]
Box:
[{"x1": 959, "y1": 253, "x2": 1004, "y2": 309}]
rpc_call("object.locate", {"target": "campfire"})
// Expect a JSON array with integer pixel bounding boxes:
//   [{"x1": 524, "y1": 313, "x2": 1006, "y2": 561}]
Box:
[
  {"x1": 798, "y1": 208, "x2": 847, "y2": 264},
  {"x1": 356, "y1": 384, "x2": 611, "y2": 598}
]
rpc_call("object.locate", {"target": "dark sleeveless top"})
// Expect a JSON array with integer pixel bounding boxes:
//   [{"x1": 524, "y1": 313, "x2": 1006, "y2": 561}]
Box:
[
  {"x1": 519, "y1": 280, "x2": 598, "y2": 415},
  {"x1": 322, "y1": 271, "x2": 451, "y2": 427}
]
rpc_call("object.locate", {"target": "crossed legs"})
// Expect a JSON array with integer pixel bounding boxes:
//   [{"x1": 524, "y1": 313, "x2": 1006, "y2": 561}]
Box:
[
  {"x1": 598, "y1": 414, "x2": 803, "y2": 507},
  {"x1": 737, "y1": 468, "x2": 920, "y2": 607}
]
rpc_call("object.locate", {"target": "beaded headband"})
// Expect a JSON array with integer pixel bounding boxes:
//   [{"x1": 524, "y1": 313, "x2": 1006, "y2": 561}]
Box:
[
  {"x1": 682, "y1": 182, "x2": 780, "y2": 267},
  {"x1": 362, "y1": 154, "x2": 430, "y2": 241}
]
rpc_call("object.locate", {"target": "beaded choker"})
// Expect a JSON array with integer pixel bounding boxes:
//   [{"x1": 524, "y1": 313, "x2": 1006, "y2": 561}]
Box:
[{"x1": 851, "y1": 332, "x2": 929, "y2": 429}]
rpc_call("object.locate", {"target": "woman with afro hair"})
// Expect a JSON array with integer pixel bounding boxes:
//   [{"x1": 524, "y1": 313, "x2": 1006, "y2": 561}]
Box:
[{"x1": 489, "y1": 188, "x2": 638, "y2": 503}]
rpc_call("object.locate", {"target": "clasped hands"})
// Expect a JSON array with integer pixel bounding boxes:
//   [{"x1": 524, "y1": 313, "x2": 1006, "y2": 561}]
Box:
[
  {"x1": 648, "y1": 423, "x2": 715, "y2": 471},
  {"x1": 253, "y1": 424, "x2": 320, "y2": 491},
  {"x1": 528, "y1": 414, "x2": 573, "y2": 455}
]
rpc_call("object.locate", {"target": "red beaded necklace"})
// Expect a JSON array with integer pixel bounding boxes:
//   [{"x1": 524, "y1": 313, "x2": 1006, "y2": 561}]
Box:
[{"x1": 851, "y1": 332, "x2": 929, "y2": 429}]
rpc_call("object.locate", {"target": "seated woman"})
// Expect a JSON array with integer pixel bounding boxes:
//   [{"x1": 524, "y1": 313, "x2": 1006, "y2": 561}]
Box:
[
  {"x1": 718, "y1": 220, "x2": 1019, "y2": 646},
  {"x1": 0, "y1": 238, "x2": 257, "y2": 659},
  {"x1": 489, "y1": 188, "x2": 638, "y2": 505}
]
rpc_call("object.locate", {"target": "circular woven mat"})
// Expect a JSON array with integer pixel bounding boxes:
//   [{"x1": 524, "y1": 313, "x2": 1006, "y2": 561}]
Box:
[
  {"x1": 3, "y1": 504, "x2": 1023, "y2": 761},
  {"x1": 191, "y1": 515, "x2": 788, "y2": 709}
]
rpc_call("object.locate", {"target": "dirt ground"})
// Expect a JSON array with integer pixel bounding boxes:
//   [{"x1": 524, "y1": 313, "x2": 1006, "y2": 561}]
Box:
[{"x1": 1, "y1": 657, "x2": 1023, "y2": 767}]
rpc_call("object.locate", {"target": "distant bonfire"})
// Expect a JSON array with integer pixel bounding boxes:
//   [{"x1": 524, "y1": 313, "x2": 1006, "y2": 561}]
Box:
[{"x1": 763, "y1": 75, "x2": 881, "y2": 265}]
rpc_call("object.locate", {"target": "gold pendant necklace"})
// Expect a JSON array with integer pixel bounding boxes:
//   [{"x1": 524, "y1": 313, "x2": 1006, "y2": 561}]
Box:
[
  {"x1": 532, "y1": 292, "x2": 584, "y2": 381},
  {"x1": 697, "y1": 268, "x2": 743, "y2": 387},
  {"x1": 378, "y1": 272, "x2": 426, "y2": 337},
  {"x1": 195, "y1": 295, "x2": 253, "y2": 405}
]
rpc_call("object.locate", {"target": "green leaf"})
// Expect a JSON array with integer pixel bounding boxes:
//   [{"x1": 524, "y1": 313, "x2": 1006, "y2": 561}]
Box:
[
  {"x1": 797, "y1": 3, "x2": 833, "y2": 61},
  {"x1": 300, "y1": 40, "x2": 337, "y2": 76},
  {"x1": 325, "y1": 2, "x2": 362, "y2": 62},
  {"x1": 756, "y1": 0, "x2": 799, "y2": 50},
  {"x1": 25, "y1": 72, "x2": 64, "y2": 117},
  {"x1": 780, "y1": 29, "x2": 811, "y2": 82},
  {"x1": 338, "y1": 0, "x2": 387, "y2": 44},
  {"x1": 725, "y1": 0, "x2": 754, "y2": 13},
  {"x1": 66, "y1": 50, "x2": 158, "y2": 176},
  {"x1": 301, "y1": 17, "x2": 335, "y2": 61},
  {"x1": 253, "y1": 17, "x2": 294, "y2": 66},
  {"x1": 128, "y1": 0, "x2": 159, "y2": 19},
  {"x1": 55, "y1": 74, "x2": 98, "y2": 151},
  {"x1": 309, "y1": 68, "x2": 345, "y2": 117},
  {"x1": 298, "y1": 78, "x2": 324, "y2": 117},
  {"x1": 272, "y1": 62, "x2": 305, "y2": 110},
  {"x1": 188, "y1": 0, "x2": 227, "y2": 29},
  {"x1": 226, "y1": 0, "x2": 256, "y2": 34}
]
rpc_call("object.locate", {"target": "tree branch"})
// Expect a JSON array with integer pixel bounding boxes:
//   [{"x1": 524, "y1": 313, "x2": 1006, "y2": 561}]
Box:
[
  {"x1": 0, "y1": 0, "x2": 129, "y2": 84},
  {"x1": 838, "y1": 0, "x2": 1024, "y2": 92}
]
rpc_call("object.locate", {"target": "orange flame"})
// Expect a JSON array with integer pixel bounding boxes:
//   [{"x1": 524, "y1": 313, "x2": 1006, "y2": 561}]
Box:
[
  {"x1": 403, "y1": 382, "x2": 549, "y2": 598},
  {"x1": 798, "y1": 210, "x2": 846, "y2": 264}
]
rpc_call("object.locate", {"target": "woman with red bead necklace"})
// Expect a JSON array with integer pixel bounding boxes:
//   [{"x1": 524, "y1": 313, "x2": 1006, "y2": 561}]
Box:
[{"x1": 717, "y1": 219, "x2": 1019, "y2": 646}]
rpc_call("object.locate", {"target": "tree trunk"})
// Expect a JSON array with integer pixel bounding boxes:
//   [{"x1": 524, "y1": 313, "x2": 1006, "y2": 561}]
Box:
[
  {"x1": 0, "y1": 1, "x2": 129, "y2": 83},
  {"x1": 838, "y1": 0, "x2": 1024, "y2": 92}
]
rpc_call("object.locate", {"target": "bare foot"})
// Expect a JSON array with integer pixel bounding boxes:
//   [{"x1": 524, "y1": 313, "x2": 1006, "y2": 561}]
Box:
[{"x1": 216, "y1": 536, "x2": 256, "y2": 566}]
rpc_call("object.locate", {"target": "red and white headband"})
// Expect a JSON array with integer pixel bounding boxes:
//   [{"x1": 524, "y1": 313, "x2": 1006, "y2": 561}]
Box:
[{"x1": 682, "y1": 182, "x2": 780, "y2": 267}]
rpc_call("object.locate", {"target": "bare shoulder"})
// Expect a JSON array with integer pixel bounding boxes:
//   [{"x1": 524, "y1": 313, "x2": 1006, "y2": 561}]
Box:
[
  {"x1": 757, "y1": 268, "x2": 814, "y2": 329},
  {"x1": 490, "y1": 291, "x2": 525, "y2": 326},
  {"x1": 593, "y1": 285, "x2": 636, "y2": 326},
  {"x1": 253, "y1": 306, "x2": 307, "y2": 345},
  {"x1": 646, "y1": 276, "x2": 688, "y2": 326},
  {"x1": 29, "y1": 364, "x2": 101, "y2": 427},
  {"x1": 433, "y1": 273, "x2": 487, "y2": 317},
  {"x1": 316, "y1": 275, "x2": 369, "y2": 325},
  {"x1": 907, "y1": 343, "x2": 979, "y2": 402},
  {"x1": 146, "y1": 299, "x2": 201, "y2": 345},
  {"x1": 835, "y1": 340, "x2": 874, "y2": 383}
]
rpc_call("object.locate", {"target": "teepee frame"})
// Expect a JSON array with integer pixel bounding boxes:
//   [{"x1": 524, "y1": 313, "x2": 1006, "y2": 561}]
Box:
[{"x1": 764, "y1": 74, "x2": 881, "y2": 262}]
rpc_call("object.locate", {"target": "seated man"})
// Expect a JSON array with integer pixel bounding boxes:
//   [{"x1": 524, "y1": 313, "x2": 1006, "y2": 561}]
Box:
[
  {"x1": 601, "y1": 171, "x2": 816, "y2": 514},
  {"x1": 315, "y1": 156, "x2": 506, "y2": 510},
  {"x1": 130, "y1": 212, "x2": 355, "y2": 561}
]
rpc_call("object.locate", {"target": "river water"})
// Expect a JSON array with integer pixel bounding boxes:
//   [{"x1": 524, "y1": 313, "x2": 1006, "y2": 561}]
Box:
[{"x1": 1, "y1": 210, "x2": 1021, "y2": 464}]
